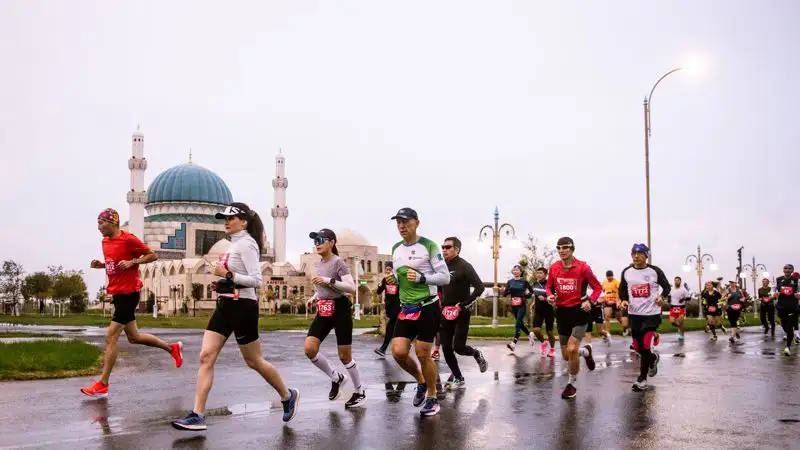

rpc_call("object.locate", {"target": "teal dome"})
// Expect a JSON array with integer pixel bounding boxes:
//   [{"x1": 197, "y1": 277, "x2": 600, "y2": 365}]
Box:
[{"x1": 146, "y1": 163, "x2": 233, "y2": 205}]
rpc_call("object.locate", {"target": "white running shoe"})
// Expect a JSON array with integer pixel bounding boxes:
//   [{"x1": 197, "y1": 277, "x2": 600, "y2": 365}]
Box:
[{"x1": 529, "y1": 332, "x2": 536, "y2": 346}]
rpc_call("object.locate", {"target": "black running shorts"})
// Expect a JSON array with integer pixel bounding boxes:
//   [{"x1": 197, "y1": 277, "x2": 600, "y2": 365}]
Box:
[
  {"x1": 393, "y1": 301, "x2": 440, "y2": 343},
  {"x1": 532, "y1": 301, "x2": 555, "y2": 331},
  {"x1": 207, "y1": 297, "x2": 260, "y2": 345},
  {"x1": 556, "y1": 305, "x2": 588, "y2": 341},
  {"x1": 307, "y1": 296, "x2": 353, "y2": 346},
  {"x1": 111, "y1": 292, "x2": 140, "y2": 325}
]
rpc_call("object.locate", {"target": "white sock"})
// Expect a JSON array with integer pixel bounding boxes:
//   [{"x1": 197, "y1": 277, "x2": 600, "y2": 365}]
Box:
[
  {"x1": 579, "y1": 347, "x2": 588, "y2": 357},
  {"x1": 568, "y1": 374, "x2": 577, "y2": 385},
  {"x1": 311, "y1": 353, "x2": 338, "y2": 381},
  {"x1": 345, "y1": 360, "x2": 363, "y2": 391}
]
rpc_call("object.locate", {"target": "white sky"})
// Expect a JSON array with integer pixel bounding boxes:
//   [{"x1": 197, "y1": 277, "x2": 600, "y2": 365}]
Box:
[{"x1": 1, "y1": 1, "x2": 798, "y2": 298}]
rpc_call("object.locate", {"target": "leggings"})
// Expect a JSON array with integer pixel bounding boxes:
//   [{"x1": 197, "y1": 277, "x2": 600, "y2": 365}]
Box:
[
  {"x1": 779, "y1": 310, "x2": 798, "y2": 348},
  {"x1": 439, "y1": 307, "x2": 477, "y2": 379},
  {"x1": 512, "y1": 305, "x2": 530, "y2": 341},
  {"x1": 379, "y1": 307, "x2": 399, "y2": 352},
  {"x1": 760, "y1": 303, "x2": 775, "y2": 331}
]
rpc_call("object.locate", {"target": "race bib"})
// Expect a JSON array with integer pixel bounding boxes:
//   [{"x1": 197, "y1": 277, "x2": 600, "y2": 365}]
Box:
[
  {"x1": 512, "y1": 297, "x2": 523, "y2": 306},
  {"x1": 730, "y1": 303, "x2": 741, "y2": 311},
  {"x1": 762, "y1": 297, "x2": 772, "y2": 303},
  {"x1": 104, "y1": 258, "x2": 118, "y2": 275},
  {"x1": 399, "y1": 304, "x2": 421, "y2": 321},
  {"x1": 218, "y1": 253, "x2": 230, "y2": 269},
  {"x1": 385, "y1": 285, "x2": 398, "y2": 295},
  {"x1": 781, "y1": 286, "x2": 795, "y2": 296},
  {"x1": 707, "y1": 305, "x2": 717, "y2": 313},
  {"x1": 556, "y1": 278, "x2": 578, "y2": 294},
  {"x1": 670, "y1": 307, "x2": 684, "y2": 316},
  {"x1": 631, "y1": 283, "x2": 651, "y2": 299},
  {"x1": 442, "y1": 305, "x2": 460, "y2": 321},
  {"x1": 318, "y1": 299, "x2": 335, "y2": 317}
]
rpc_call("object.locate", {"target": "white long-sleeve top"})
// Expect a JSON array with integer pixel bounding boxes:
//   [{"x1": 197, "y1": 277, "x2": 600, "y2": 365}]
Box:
[{"x1": 218, "y1": 230, "x2": 262, "y2": 300}]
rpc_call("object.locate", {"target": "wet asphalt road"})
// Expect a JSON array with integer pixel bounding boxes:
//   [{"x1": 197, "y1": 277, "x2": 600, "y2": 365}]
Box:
[{"x1": 1, "y1": 325, "x2": 799, "y2": 449}]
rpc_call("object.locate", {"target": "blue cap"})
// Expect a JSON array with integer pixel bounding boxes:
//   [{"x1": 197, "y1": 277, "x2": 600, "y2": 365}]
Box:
[{"x1": 631, "y1": 243, "x2": 650, "y2": 255}]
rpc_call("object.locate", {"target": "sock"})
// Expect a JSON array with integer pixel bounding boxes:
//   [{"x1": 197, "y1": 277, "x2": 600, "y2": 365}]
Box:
[
  {"x1": 568, "y1": 374, "x2": 577, "y2": 385},
  {"x1": 310, "y1": 353, "x2": 338, "y2": 381},
  {"x1": 345, "y1": 360, "x2": 363, "y2": 391},
  {"x1": 280, "y1": 392, "x2": 291, "y2": 401},
  {"x1": 579, "y1": 347, "x2": 589, "y2": 357},
  {"x1": 192, "y1": 410, "x2": 205, "y2": 418}
]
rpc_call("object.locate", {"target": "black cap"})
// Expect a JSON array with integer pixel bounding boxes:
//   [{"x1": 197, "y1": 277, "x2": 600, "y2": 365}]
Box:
[
  {"x1": 785, "y1": 264, "x2": 794, "y2": 270},
  {"x1": 309, "y1": 228, "x2": 337, "y2": 242},
  {"x1": 390, "y1": 207, "x2": 419, "y2": 221},
  {"x1": 215, "y1": 203, "x2": 250, "y2": 219},
  {"x1": 385, "y1": 261, "x2": 393, "y2": 268}
]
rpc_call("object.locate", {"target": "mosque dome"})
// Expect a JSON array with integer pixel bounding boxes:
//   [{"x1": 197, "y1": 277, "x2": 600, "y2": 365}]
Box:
[
  {"x1": 336, "y1": 228, "x2": 371, "y2": 246},
  {"x1": 146, "y1": 163, "x2": 233, "y2": 206}
]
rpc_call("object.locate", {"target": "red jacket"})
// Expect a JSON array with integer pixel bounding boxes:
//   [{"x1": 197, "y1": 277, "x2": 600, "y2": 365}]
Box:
[
  {"x1": 545, "y1": 258, "x2": 602, "y2": 308},
  {"x1": 102, "y1": 230, "x2": 151, "y2": 295}
]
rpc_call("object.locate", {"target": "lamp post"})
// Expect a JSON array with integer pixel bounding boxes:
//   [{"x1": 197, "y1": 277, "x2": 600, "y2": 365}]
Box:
[
  {"x1": 740, "y1": 257, "x2": 768, "y2": 316},
  {"x1": 478, "y1": 206, "x2": 517, "y2": 327},
  {"x1": 644, "y1": 67, "x2": 683, "y2": 262},
  {"x1": 683, "y1": 245, "x2": 717, "y2": 318}
]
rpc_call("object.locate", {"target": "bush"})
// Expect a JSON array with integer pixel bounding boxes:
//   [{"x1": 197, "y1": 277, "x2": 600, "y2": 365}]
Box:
[
  {"x1": 298, "y1": 304, "x2": 306, "y2": 314},
  {"x1": 69, "y1": 294, "x2": 87, "y2": 313},
  {"x1": 279, "y1": 303, "x2": 291, "y2": 314},
  {"x1": 146, "y1": 292, "x2": 155, "y2": 313}
]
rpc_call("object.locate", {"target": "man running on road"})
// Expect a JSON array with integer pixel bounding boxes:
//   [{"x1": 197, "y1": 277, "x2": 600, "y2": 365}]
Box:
[
  {"x1": 531, "y1": 267, "x2": 556, "y2": 357},
  {"x1": 774, "y1": 264, "x2": 800, "y2": 356},
  {"x1": 668, "y1": 276, "x2": 691, "y2": 341},
  {"x1": 375, "y1": 262, "x2": 400, "y2": 357},
  {"x1": 758, "y1": 278, "x2": 775, "y2": 337},
  {"x1": 619, "y1": 243, "x2": 670, "y2": 392},
  {"x1": 545, "y1": 237, "x2": 600, "y2": 399},
  {"x1": 81, "y1": 208, "x2": 183, "y2": 398},
  {"x1": 602, "y1": 270, "x2": 628, "y2": 338},
  {"x1": 389, "y1": 208, "x2": 451, "y2": 416}
]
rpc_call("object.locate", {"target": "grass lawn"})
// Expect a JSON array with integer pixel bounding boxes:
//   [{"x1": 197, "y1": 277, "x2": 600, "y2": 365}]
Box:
[
  {"x1": 466, "y1": 317, "x2": 711, "y2": 339},
  {"x1": 0, "y1": 331, "x2": 60, "y2": 338},
  {"x1": 0, "y1": 339, "x2": 102, "y2": 381}
]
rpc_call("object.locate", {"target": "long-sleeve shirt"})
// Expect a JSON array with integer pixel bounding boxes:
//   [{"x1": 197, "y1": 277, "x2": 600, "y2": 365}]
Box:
[
  {"x1": 758, "y1": 286, "x2": 773, "y2": 303},
  {"x1": 377, "y1": 275, "x2": 401, "y2": 313},
  {"x1": 218, "y1": 230, "x2": 263, "y2": 300},
  {"x1": 391, "y1": 236, "x2": 451, "y2": 306},
  {"x1": 545, "y1": 258, "x2": 602, "y2": 308},
  {"x1": 439, "y1": 256, "x2": 484, "y2": 308},
  {"x1": 619, "y1": 264, "x2": 671, "y2": 316},
  {"x1": 503, "y1": 277, "x2": 532, "y2": 307},
  {"x1": 776, "y1": 276, "x2": 800, "y2": 311}
]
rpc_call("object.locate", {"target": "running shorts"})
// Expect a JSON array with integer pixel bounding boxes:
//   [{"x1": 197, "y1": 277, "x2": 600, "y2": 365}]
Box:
[
  {"x1": 533, "y1": 301, "x2": 555, "y2": 331},
  {"x1": 111, "y1": 292, "x2": 140, "y2": 325},
  {"x1": 630, "y1": 314, "x2": 662, "y2": 335},
  {"x1": 586, "y1": 303, "x2": 604, "y2": 332},
  {"x1": 207, "y1": 297, "x2": 260, "y2": 345},
  {"x1": 393, "y1": 301, "x2": 440, "y2": 343},
  {"x1": 669, "y1": 306, "x2": 686, "y2": 319},
  {"x1": 556, "y1": 305, "x2": 588, "y2": 343},
  {"x1": 307, "y1": 296, "x2": 353, "y2": 346}
]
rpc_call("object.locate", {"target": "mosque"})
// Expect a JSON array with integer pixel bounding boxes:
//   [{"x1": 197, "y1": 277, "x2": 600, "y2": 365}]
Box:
[{"x1": 120, "y1": 127, "x2": 390, "y2": 316}]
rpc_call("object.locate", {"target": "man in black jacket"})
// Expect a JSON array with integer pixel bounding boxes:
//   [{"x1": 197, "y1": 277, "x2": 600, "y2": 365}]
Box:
[
  {"x1": 774, "y1": 264, "x2": 800, "y2": 355},
  {"x1": 374, "y1": 261, "x2": 400, "y2": 357},
  {"x1": 438, "y1": 236, "x2": 488, "y2": 389}
]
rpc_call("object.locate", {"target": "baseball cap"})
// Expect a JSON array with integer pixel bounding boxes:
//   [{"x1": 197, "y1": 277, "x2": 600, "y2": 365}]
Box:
[
  {"x1": 215, "y1": 203, "x2": 251, "y2": 219},
  {"x1": 784, "y1": 264, "x2": 794, "y2": 271},
  {"x1": 390, "y1": 208, "x2": 419, "y2": 220},
  {"x1": 309, "y1": 228, "x2": 337, "y2": 242}
]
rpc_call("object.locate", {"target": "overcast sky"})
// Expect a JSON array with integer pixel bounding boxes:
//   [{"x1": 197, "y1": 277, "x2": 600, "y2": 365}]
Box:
[{"x1": 1, "y1": 1, "x2": 798, "y2": 299}]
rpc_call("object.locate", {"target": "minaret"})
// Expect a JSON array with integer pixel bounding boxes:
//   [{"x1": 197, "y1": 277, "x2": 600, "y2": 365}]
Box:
[
  {"x1": 271, "y1": 150, "x2": 288, "y2": 263},
  {"x1": 126, "y1": 125, "x2": 147, "y2": 239}
]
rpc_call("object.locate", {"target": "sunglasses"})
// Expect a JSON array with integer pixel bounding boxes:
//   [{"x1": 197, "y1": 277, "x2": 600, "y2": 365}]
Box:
[
  {"x1": 556, "y1": 245, "x2": 574, "y2": 251},
  {"x1": 313, "y1": 236, "x2": 330, "y2": 246},
  {"x1": 441, "y1": 245, "x2": 454, "y2": 250}
]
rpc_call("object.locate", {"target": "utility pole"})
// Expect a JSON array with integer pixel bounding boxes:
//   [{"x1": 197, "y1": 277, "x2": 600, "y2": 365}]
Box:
[{"x1": 736, "y1": 247, "x2": 744, "y2": 289}]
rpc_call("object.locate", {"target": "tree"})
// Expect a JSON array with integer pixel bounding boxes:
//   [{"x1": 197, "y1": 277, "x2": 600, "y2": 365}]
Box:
[
  {"x1": 517, "y1": 233, "x2": 556, "y2": 280},
  {"x1": 96, "y1": 286, "x2": 108, "y2": 314},
  {"x1": 191, "y1": 283, "x2": 204, "y2": 317},
  {"x1": 0, "y1": 260, "x2": 25, "y2": 314},
  {"x1": 52, "y1": 270, "x2": 88, "y2": 313},
  {"x1": 23, "y1": 272, "x2": 53, "y2": 314},
  {"x1": 147, "y1": 291, "x2": 155, "y2": 313}
]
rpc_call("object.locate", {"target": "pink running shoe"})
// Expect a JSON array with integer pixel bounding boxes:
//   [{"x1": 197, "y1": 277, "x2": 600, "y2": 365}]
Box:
[{"x1": 540, "y1": 342, "x2": 548, "y2": 357}]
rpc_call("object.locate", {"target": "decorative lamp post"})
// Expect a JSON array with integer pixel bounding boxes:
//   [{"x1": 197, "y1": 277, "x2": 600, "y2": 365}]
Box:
[
  {"x1": 478, "y1": 207, "x2": 517, "y2": 327},
  {"x1": 740, "y1": 257, "x2": 768, "y2": 315},
  {"x1": 683, "y1": 245, "x2": 717, "y2": 318}
]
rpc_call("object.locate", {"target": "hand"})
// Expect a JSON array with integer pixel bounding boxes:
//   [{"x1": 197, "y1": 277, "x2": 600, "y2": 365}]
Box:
[
  {"x1": 90, "y1": 259, "x2": 104, "y2": 269},
  {"x1": 655, "y1": 296, "x2": 664, "y2": 306},
  {"x1": 311, "y1": 276, "x2": 326, "y2": 285},
  {"x1": 581, "y1": 300, "x2": 591, "y2": 312},
  {"x1": 537, "y1": 295, "x2": 545, "y2": 301},
  {"x1": 214, "y1": 265, "x2": 229, "y2": 277},
  {"x1": 118, "y1": 260, "x2": 135, "y2": 270},
  {"x1": 547, "y1": 295, "x2": 556, "y2": 305},
  {"x1": 406, "y1": 270, "x2": 417, "y2": 283},
  {"x1": 620, "y1": 301, "x2": 629, "y2": 310}
]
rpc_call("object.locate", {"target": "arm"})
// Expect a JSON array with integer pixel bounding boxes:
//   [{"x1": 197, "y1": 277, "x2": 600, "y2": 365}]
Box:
[
  {"x1": 231, "y1": 241, "x2": 263, "y2": 288},
  {"x1": 654, "y1": 266, "x2": 671, "y2": 298},
  {"x1": 545, "y1": 270, "x2": 555, "y2": 297},
  {"x1": 618, "y1": 269, "x2": 629, "y2": 302},
  {"x1": 376, "y1": 279, "x2": 386, "y2": 295},
  {"x1": 523, "y1": 281, "x2": 533, "y2": 299},
  {"x1": 461, "y1": 262, "x2": 485, "y2": 308},
  {"x1": 125, "y1": 235, "x2": 158, "y2": 264},
  {"x1": 330, "y1": 274, "x2": 356, "y2": 294},
  {"x1": 421, "y1": 249, "x2": 451, "y2": 286},
  {"x1": 584, "y1": 265, "x2": 603, "y2": 302}
]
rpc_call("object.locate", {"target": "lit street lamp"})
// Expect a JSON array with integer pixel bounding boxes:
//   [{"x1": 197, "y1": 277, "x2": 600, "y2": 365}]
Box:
[
  {"x1": 683, "y1": 245, "x2": 718, "y2": 318},
  {"x1": 644, "y1": 67, "x2": 684, "y2": 262},
  {"x1": 478, "y1": 207, "x2": 517, "y2": 327},
  {"x1": 740, "y1": 257, "x2": 768, "y2": 314}
]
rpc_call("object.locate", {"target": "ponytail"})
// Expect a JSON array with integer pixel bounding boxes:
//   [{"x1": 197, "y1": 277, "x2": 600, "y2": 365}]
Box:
[{"x1": 229, "y1": 202, "x2": 265, "y2": 254}]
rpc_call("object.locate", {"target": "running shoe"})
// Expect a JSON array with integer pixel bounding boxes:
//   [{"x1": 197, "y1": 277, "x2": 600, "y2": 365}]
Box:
[
  {"x1": 604, "y1": 334, "x2": 612, "y2": 346},
  {"x1": 420, "y1": 397, "x2": 440, "y2": 416},
  {"x1": 449, "y1": 377, "x2": 466, "y2": 390},
  {"x1": 506, "y1": 341, "x2": 516, "y2": 352},
  {"x1": 622, "y1": 329, "x2": 631, "y2": 337},
  {"x1": 561, "y1": 383, "x2": 577, "y2": 399},
  {"x1": 632, "y1": 378, "x2": 648, "y2": 392},
  {"x1": 678, "y1": 334, "x2": 684, "y2": 342},
  {"x1": 710, "y1": 335, "x2": 717, "y2": 342},
  {"x1": 583, "y1": 344, "x2": 596, "y2": 371},
  {"x1": 432, "y1": 349, "x2": 440, "y2": 361},
  {"x1": 282, "y1": 388, "x2": 300, "y2": 422},
  {"x1": 721, "y1": 325, "x2": 727, "y2": 334},
  {"x1": 172, "y1": 411, "x2": 206, "y2": 431},
  {"x1": 170, "y1": 342, "x2": 183, "y2": 368},
  {"x1": 540, "y1": 342, "x2": 548, "y2": 357},
  {"x1": 729, "y1": 336, "x2": 735, "y2": 344},
  {"x1": 413, "y1": 384, "x2": 427, "y2": 407},
  {"x1": 648, "y1": 352, "x2": 660, "y2": 377},
  {"x1": 529, "y1": 332, "x2": 536, "y2": 346},
  {"x1": 783, "y1": 347, "x2": 791, "y2": 356},
  {"x1": 444, "y1": 374, "x2": 455, "y2": 390},
  {"x1": 653, "y1": 333, "x2": 660, "y2": 347},
  {"x1": 329, "y1": 373, "x2": 346, "y2": 401},
  {"x1": 548, "y1": 347, "x2": 556, "y2": 358},
  {"x1": 474, "y1": 350, "x2": 488, "y2": 373},
  {"x1": 374, "y1": 348, "x2": 386, "y2": 358},
  {"x1": 344, "y1": 390, "x2": 366, "y2": 409},
  {"x1": 80, "y1": 380, "x2": 108, "y2": 398},
  {"x1": 763, "y1": 327, "x2": 769, "y2": 335}
]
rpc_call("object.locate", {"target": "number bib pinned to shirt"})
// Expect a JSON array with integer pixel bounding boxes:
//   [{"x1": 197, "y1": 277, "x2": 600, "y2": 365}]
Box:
[
  {"x1": 781, "y1": 286, "x2": 795, "y2": 296},
  {"x1": 442, "y1": 305, "x2": 460, "y2": 321},
  {"x1": 317, "y1": 299, "x2": 335, "y2": 317},
  {"x1": 707, "y1": 305, "x2": 717, "y2": 313},
  {"x1": 385, "y1": 284, "x2": 398, "y2": 295},
  {"x1": 556, "y1": 278, "x2": 578, "y2": 295},
  {"x1": 631, "y1": 284, "x2": 651, "y2": 298},
  {"x1": 399, "y1": 304, "x2": 422, "y2": 321},
  {"x1": 730, "y1": 303, "x2": 741, "y2": 311},
  {"x1": 511, "y1": 296, "x2": 523, "y2": 306}
]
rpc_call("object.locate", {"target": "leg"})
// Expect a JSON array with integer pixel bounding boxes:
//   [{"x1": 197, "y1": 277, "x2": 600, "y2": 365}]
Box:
[
  {"x1": 512, "y1": 306, "x2": 523, "y2": 342},
  {"x1": 392, "y1": 337, "x2": 424, "y2": 384},
  {"x1": 707, "y1": 315, "x2": 716, "y2": 336},
  {"x1": 566, "y1": 336, "x2": 582, "y2": 376},
  {"x1": 603, "y1": 306, "x2": 613, "y2": 335},
  {"x1": 532, "y1": 307, "x2": 546, "y2": 342},
  {"x1": 676, "y1": 315, "x2": 685, "y2": 336},
  {"x1": 414, "y1": 340, "x2": 437, "y2": 398},
  {"x1": 193, "y1": 330, "x2": 227, "y2": 414},
  {"x1": 516, "y1": 307, "x2": 530, "y2": 336},
  {"x1": 380, "y1": 311, "x2": 398, "y2": 352},
  {"x1": 305, "y1": 314, "x2": 340, "y2": 381},
  {"x1": 545, "y1": 308, "x2": 557, "y2": 348},
  {"x1": 768, "y1": 305, "x2": 776, "y2": 333},
  {"x1": 99, "y1": 322, "x2": 126, "y2": 385},
  {"x1": 760, "y1": 305, "x2": 769, "y2": 331},
  {"x1": 453, "y1": 310, "x2": 477, "y2": 357},
  {"x1": 439, "y1": 319, "x2": 461, "y2": 379},
  {"x1": 239, "y1": 339, "x2": 290, "y2": 399},
  {"x1": 123, "y1": 320, "x2": 172, "y2": 352}
]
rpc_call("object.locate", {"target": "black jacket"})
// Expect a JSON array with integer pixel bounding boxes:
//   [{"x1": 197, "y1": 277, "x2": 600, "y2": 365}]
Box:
[
  {"x1": 439, "y1": 256, "x2": 484, "y2": 308},
  {"x1": 376, "y1": 276, "x2": 400, "y2": 314}
]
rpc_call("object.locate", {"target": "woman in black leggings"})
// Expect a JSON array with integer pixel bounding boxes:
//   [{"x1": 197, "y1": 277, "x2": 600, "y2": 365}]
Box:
[{"x1": 502, "y1": 265, "x2": 533, "y2": 352}]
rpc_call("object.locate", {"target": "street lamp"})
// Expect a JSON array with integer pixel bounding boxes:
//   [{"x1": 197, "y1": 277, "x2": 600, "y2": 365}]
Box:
[
  {"x1": 477, "y1": 206, "x2": 517, "y2": 327},
  {"x1": 740, "y1": 257, "x2": 768, "y2": 315},
  {"x1": 683, "y1": 245, "x2": 717, "y2": 318},
  {"x1": 644, "y1": 67, "x2": 683, "y2": 262}
]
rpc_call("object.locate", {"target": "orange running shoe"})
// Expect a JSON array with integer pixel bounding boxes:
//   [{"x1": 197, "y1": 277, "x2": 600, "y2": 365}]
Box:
[
  {"x1": 170, "y1": 342, "x2": 183, "y2": 368},
  {"x1": 81, "y1": 380, "x2": 109, "y2": 398}
]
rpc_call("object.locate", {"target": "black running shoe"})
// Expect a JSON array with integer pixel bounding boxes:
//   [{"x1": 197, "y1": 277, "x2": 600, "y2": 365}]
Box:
[
  {"x1": 648, "y1": 352, "x2": 660, "y2": 377},
  {"x1": 344, "y1": 390, "x2": 366, "y2": 408},
  {"x1": 329, "y1": 373, "x2": 346, "y2": 401},
  {"x1": 475, "y1": 350, "x2": 488, "y2": 373},
  {"x1": 583, "y1": 344, "x2": 596, "y2": 371}
]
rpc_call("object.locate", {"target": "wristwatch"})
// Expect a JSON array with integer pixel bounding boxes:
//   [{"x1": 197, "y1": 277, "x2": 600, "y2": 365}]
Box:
[
  {"x1": 131, "y1": 258, "x2": 140, "y2": 265},
  {"x1": 225, "y1": 271, "x2": 233, "y2": 280}
]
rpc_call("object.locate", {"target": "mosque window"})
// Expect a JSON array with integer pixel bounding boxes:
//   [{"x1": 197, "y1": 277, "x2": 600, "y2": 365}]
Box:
[
  {"x1": 282, "y1": 285, "x2": 287, "y2": 299},
  {"x1": 206, "y1": 284, "x2": 213, "y2": 298},
  {"x1": 299, "y1": 286, "x2": 305, "y2": 296},
  {"x1": 378, "y1": 261, "x2": 383, "y2": 273},
  {"x1": 196, "y1": 230, "x2": 227, "y2": 255},
  {"x1": 367, "y1": 260, "x2": 372, "y2": 273}
]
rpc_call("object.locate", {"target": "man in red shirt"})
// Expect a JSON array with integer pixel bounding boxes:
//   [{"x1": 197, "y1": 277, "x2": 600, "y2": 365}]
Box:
[
  {"x1": 546, "y1": 237, "x2": 601, "y2": 399},
  {"x1": 81, "y1": 208, "x2": 184, "y2": 398}
]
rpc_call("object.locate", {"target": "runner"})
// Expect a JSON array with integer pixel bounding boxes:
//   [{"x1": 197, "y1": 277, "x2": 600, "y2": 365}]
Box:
[
  {"x1": 82, "y1": 208, "x2": 183, "y2": 399},
  {"x1": 531, "y1": 267, "x2": 557, "y2": 357},
  {"x1": 545, "y1": 237, "x2": 600, "y2": 399},
  {"x1": 668, "y1": 276, "x2": 691, "y2": 341},
  {"x1": 301, "y1": 228, "x2": 366, "y2": 408},
  {"x1": 375, "y1": 261, "x2": 400, "y2": 357},
  {"x1": 774, "y1": 264, "x2": 800, "y2": 356},
  {"x1": 602, "y1": 270, "x2": 628, "y2": 338},
  {"x1": 585, "y1": 292, "x2": 611, "y2": 346},
  {"x1": 758, "y1": 278, "x2": 775, "y2": 337},
  {"x1": 389, "y1": 208, "x2": 451, "y2": 416},
  {"x1": 701, "y1": 281, "x2": 723, "y2": 342},
  {"x1": 438, "y1": 236, "x2": 488, "y2": 390},
  {"x1": 619, "y1": 243, "x2": 670, "y2": 392},
  {"x1": 725, "y1": 283, "x2": 744, "y2": 344},
  {"x1": 502, "y1": 264, "x2": 534, "y2": 352},
  {"x1": 173, "y1": 203, "x2": 299, "y2": 430}
]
